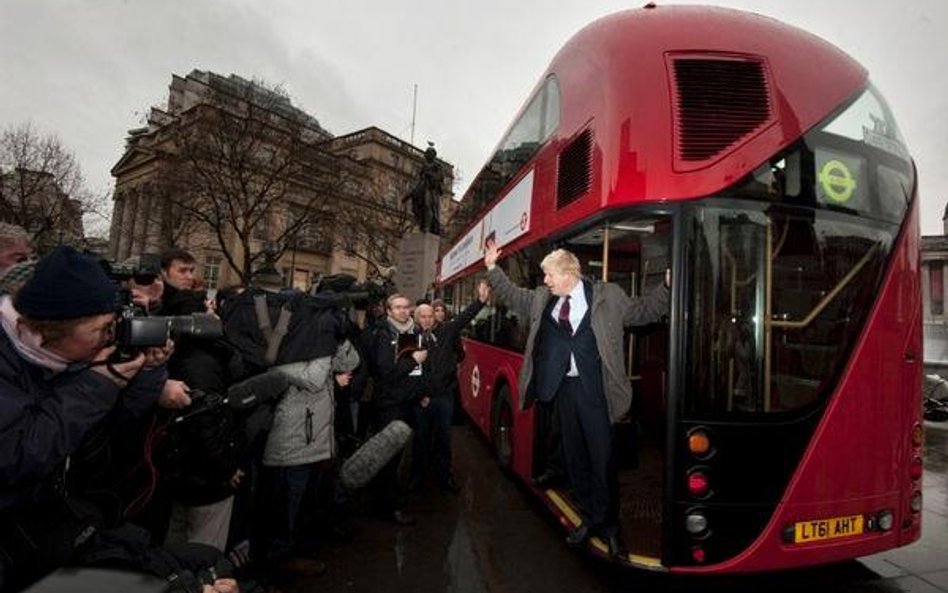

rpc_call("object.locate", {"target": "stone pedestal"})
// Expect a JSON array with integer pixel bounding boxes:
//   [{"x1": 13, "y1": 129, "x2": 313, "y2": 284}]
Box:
[{"x1": 393, "y1": 232, "x2": 440, "y2": 302}]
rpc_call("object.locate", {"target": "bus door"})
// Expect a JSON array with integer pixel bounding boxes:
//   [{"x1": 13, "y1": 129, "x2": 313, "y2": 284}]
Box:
[{"x1": 561, "y1": 213, "x2": 673, "y2": 559}]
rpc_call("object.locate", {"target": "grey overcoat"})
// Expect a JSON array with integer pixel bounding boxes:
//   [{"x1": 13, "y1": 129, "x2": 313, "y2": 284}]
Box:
[{"x1": 486, "y1": 267, "x2": 669, "y2": 423}]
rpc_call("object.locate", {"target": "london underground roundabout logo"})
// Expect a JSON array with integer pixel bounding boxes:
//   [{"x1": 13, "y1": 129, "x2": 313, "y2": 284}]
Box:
[{"x1": 471, "y1": 364, "x2": 481, "y2": 398}]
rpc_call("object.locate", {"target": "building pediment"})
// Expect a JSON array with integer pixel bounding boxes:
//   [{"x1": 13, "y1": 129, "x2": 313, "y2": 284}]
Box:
[{"x1": 111, "y1": 146, "x2": 158, "y2": 177}]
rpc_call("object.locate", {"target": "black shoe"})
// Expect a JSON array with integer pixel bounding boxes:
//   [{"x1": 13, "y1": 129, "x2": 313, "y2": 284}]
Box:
[
  {"x1": 565, "y1": 523, "x2": 590, "y2": 547},
  {"x1": 605, "y1": 534, "x2": 624, "y2": 559},
  {"x1": 440, "y1": 476, "x2": 460, "y2": 493},
  {"x1": 390, "y1": 510, "x2": 416, "y2": 526},
  {"x1": 532, "y1": 469, "x2": 566, "y2": 488}
]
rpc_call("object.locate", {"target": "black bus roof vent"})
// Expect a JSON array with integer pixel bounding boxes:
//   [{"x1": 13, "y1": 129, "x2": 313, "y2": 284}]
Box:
[
  {"x1": 672, "y1": 57, "x2": 773, "y2": 169},
  {"x1": 557, "y1": 128, "x2": 592, "y2": 209}
]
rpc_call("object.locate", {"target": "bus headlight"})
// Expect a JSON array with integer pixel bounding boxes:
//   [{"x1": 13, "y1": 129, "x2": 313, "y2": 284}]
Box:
[{"x1": 876, "y1": 510, "x2": 894, "y2": 531}]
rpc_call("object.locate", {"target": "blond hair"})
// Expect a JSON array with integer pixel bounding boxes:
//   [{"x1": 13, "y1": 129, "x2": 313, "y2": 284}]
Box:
[
  {"x1": 540, "y1": 249, "x2": 581, "y2": 278},
  {"x1": 386, "y1": 292, "x2": 411, "y2": 310}
]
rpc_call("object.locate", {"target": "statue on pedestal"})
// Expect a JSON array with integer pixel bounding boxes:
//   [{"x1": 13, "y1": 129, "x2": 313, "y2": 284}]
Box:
[{"x1": 404, "y1": 143, "x2": 443, "y2": 236}]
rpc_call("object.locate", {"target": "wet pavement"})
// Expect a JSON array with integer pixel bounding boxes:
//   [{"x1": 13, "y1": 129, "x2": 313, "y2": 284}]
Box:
[{"x1": 284, "y1": 421, "x2": 948, "y2": 593}]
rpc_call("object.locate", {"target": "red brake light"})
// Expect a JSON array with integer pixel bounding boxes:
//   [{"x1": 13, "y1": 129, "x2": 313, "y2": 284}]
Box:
[
  {"x1": 910, "y1": 456, "x2": 923, "y2": 481},
  {"x1": 687, "y1": 471, "x2": 710, "y2": 497}
]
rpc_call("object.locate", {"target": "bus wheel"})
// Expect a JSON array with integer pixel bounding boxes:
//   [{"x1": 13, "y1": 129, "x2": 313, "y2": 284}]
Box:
[{"x1": 492, "y1": 386, "x2": 514, "y2": 471}]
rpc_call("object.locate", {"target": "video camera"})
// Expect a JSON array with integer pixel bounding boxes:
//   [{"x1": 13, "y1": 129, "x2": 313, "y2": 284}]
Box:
[
  {"x1": 98, "y1": 254, "x2": 223, "y2": 356},
  {"x1": 311, "y1": 273, "x2": 392, "y2": 310},
  {"x1": 99, "y1": 253, "x2": 162, "y2": 286}
]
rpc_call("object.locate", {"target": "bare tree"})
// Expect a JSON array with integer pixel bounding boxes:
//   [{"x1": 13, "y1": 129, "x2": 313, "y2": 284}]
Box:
[
  {"x1": 160, "y1": 78, "x2": 338, "y2": 283},
  {"x1": 0, "y1": 123, "x2": 92, "y2": 251},
  {"x1": 332, "y1": 175, "x2": 416, "y2": 277}
]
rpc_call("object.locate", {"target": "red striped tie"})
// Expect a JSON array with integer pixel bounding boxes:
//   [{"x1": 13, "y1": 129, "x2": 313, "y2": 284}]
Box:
[{"x1": 558, "y1": 296, "x2": 572, "y2": 333}]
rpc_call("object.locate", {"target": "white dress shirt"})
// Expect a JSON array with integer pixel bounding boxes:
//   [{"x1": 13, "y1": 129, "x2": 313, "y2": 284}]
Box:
[{"x1": 551, "y1": 280, "x2": 587, "y2": 377}]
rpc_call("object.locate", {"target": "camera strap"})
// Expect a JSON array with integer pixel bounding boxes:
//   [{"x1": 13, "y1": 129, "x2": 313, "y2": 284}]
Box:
[
  {"x1": 84, "y1": 359, "x2": 134, "y2": 384},
  {"x1": 253, "y1": 294, "x2": 292, "y2": 366}
]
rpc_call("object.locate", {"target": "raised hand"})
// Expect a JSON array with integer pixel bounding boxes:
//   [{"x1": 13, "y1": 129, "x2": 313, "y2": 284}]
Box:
[{"x1": 484, "y1": 239, "x2": 502, "y2": 270}]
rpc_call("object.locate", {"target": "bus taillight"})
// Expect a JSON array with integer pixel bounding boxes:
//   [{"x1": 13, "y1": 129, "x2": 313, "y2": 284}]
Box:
[
  {"x1": 687, "y1": 427, "x2": 713, "y2": 458},
  {"x1": 910, "y1": 491, "x2": 923, "y2": 513},
  {"x1": 911, "y1": 423, "x2": 923, "y2": 447},
  {"x1": 910, "y1": 456, "x2": 923, "y2": 481},
  {"x1": 687, "y1": 469, "x2": 711, "y2": 498}
]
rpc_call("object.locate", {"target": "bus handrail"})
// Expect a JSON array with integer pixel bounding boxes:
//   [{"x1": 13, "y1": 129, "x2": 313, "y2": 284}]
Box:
[{"x1": 768, "y1": 244, "x2": 879, "y2": 330}]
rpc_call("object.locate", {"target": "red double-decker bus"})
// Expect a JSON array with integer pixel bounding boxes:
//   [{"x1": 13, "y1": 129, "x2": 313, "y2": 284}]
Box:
[{"x1": 436, "y1": 4, "x2": 922, "y2": 573}]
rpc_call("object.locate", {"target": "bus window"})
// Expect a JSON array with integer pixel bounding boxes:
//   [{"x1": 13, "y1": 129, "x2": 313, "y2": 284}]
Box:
[
  {"x1": 441, "y1": 283, "x2": 455, "y2": 310},
  {"x1": 684, "y1": 203, "x2": 894, "y2": 415},
  {"x1": 468, "y1": 243, "x2": 547, "y2": 352},
  {"x1": 445, "y1": 76, "x2": 561, "y2": 246}
]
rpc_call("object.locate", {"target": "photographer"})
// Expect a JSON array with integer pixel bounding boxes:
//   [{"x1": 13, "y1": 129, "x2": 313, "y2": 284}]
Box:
[
  {"x1": 0, "y1": 246, "x2": 170, "y2": 590},
  {"x1": 118, "y1": 250, "x2": 241, "y2": 553},
  {"x1": 160, "y1": 280, "x2": 242, "y2": 553}
]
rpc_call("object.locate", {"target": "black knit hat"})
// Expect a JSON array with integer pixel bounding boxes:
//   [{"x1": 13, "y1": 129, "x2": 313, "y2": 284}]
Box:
[{"x1": 15, "y1": 246, "x2": 119, "y2": 320}]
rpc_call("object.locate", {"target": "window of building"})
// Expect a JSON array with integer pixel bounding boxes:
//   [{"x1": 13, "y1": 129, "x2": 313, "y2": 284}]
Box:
[
  {"x1": 203, "y1": 256, "x2": 222, "y2": 288},
  {"x1": 252, "y1": 212, "x2": 271, "y2": 241},
  {"x1": 931, "y1": 261, "x2": 944, "y2": 316}
]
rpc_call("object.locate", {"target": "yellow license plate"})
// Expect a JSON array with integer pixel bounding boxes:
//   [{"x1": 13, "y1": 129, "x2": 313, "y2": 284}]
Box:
[{"x1": 794, "y1": 515, "x2": 864, "y2": 544}]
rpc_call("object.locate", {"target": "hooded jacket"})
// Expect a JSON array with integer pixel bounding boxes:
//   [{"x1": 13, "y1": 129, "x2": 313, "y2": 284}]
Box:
[{"x1": 263, "y1": 340, "x2": 360, "y2": 467}]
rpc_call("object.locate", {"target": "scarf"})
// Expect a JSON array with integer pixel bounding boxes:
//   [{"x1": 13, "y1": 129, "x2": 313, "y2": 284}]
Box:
[
  {"x1": 387, "y1": 316, "x2": 415, "y2": 335},
  {"x1": 0, "y1": 295, "x2": 71, "y2": 373}
]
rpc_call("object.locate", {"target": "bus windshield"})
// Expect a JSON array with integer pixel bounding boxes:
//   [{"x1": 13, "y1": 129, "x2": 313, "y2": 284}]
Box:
[{"x1": 682, "y1": 83, "x2": 913, "y2": 417}]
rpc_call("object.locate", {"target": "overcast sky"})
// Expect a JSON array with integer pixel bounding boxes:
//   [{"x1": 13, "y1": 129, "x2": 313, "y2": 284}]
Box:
[{"x1": 2, "y1": 0, "x2": 946, "y2": 235}]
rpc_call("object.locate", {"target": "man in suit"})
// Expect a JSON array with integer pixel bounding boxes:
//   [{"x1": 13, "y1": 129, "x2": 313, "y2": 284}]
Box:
[{"x1": 483, "y1": 239, "x2": 669, "y2": 558}]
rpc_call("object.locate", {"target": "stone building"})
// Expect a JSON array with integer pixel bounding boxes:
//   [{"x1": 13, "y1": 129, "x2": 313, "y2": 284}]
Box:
[
  {"x1": 923, "y1": 205, "x2": 948, "y2": 361},
  {"x1": 0, "y1": 168, "x2": 83, "y2": 252},
  {"x1": 109, "y1": 69, "x2": 453, "y2": 289}
]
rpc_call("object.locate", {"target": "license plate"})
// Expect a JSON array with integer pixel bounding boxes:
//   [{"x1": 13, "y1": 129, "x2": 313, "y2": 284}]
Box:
[{"x1": 794, "y1": 515, "x2": 864, "y2": 544}]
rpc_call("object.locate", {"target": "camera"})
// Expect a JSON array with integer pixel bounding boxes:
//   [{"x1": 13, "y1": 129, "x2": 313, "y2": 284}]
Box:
[
  {"x1": 98, "y1": 253, "x2": 162, "y2": 286},
  {"x1": 114, "y1": 307, "x2": 223, "y2": 353},
  {"x1": 312, "y1": 272, "x2": 392, "y2": 310},
  {"x1": 97, "y1": 253, "x2": 223, "y2": 356}
]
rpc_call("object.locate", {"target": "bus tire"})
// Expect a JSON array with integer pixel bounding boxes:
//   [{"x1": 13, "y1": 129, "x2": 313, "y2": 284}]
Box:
[{"x1": 492, "y1": 386, "x2": 514, "y2": 472}]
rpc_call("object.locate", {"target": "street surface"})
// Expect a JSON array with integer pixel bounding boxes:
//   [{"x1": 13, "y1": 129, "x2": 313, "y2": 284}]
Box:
[{"x1": 286, "y1": 420, "x2": 948, "y2": 593}]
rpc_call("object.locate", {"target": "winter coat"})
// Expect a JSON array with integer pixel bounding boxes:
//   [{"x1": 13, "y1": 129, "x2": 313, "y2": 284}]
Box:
[
  {"x1": 0, "y1": 329, "x2": 167, "y2": 512},
  {"x1": 158, "y1": 289, "x2": 240, "y2": 506},
  {"x1": 421, "y1": 299, "x2": 484, "y2": 398},
  {"x1": 262, "y1": 340, "x2": 360, "y2": 467},
  {"x1": 486, "y1": 266, "x2": 669, "y2": 423},
  {"x1": 366, "y1": 321, "x2": 425, "y2": 409}
]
